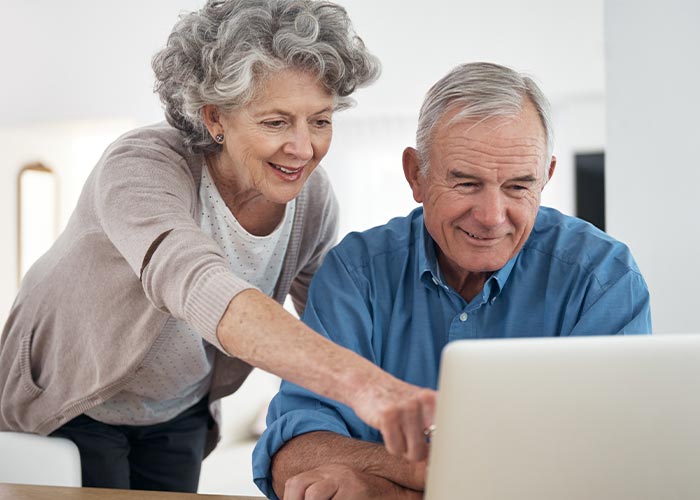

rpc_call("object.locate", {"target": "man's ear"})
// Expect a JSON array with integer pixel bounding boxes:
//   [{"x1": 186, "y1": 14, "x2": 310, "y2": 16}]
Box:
[
  {"x1": 403, "y1": 147, "x2": 426, "y2": 203},
  {"x1": 201, "y1": 105, "x2": 223, "y2": 138},
  {"x1": 543, "y1": 155, "x2": 557, "y2": 189},
  {"x1": 548, "y1": 155, "x2": 557, "y2": 181}
]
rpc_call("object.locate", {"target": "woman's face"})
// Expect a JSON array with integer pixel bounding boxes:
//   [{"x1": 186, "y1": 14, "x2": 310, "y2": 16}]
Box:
[{"x1": 208, "y1": 69, "x2": 335, "y2": 205}]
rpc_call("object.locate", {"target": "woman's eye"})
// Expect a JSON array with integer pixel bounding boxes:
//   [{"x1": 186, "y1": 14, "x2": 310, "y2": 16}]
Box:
[{"x1": 314, "y1": 119, "x2": 332, "y2": 128}]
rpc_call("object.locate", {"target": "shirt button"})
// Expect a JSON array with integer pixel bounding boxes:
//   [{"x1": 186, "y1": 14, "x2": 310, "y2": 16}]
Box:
[
  {"x1": 432, "y1": 277, "x2": 439, "y2": 286},
  {"x1": 459, "y1": 312, "x2": 468, "y2": 322}
]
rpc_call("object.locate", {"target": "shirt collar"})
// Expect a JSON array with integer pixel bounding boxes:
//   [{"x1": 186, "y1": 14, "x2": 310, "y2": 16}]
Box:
[{"x1": 418, "y1": 217, "x2": 519, "y2": 302}]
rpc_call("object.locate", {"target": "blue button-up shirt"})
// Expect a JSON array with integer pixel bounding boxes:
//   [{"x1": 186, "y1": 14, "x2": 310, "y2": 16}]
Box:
[{"x1": 252, "y1": 206, "x2": 651, "y2": 498}]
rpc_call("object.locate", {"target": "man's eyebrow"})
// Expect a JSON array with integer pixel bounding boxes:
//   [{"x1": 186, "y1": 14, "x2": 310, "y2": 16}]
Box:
[
  {"x1": 446, "y1": 170, "x2": 539, "y2": 183},
  {"x1": 447, "y1": 170, "x2": 480, "y2": 180},
  {"x1": 509, "y1": 175, "x2": 538, "y2": 183}
]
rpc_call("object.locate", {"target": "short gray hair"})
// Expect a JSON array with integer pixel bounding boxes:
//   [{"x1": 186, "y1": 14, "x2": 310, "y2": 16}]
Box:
[
  {"x1": 416, "y1": 62, "x2": 554, "y2": 177},
  {"x1": 153, "y1": 0, "x2": 381, "y2": 153}
]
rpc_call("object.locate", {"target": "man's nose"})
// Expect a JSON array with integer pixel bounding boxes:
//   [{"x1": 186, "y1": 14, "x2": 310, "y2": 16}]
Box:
[
  {"x1": 283, "y1": 125, "x2": 314, "y2": 161},
  {"x1": 473, "y1": 189, "x2": 507, "y2": 227}
]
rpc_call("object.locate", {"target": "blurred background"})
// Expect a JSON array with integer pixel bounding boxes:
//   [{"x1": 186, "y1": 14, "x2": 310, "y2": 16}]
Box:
[{"x1": 0, "y1": 0, "x2": 607, "y2": 312}]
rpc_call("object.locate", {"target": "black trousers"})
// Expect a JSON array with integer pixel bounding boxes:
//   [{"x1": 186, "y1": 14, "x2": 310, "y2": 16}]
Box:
[{"x1": 50, "y1": 397, "x2": 211, "y2": 492}]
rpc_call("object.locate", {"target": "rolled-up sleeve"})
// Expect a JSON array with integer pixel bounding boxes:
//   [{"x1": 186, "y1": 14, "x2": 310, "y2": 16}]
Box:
[{"x1": 252, "y1": 382, "x2": 354, "y2": 499}]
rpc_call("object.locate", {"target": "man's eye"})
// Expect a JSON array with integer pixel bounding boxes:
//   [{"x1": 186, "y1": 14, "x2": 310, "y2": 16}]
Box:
[
  {"x1": 263, "y1": 120, "x2": 286, "y2": 128},
  {"x1": 507, "y1": 185, "x2": 531, "y2": 196}
]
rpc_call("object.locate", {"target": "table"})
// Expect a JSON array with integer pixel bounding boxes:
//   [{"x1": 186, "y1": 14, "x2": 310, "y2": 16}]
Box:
[{"x1": 0, "y1": 483, "x2": 265, "y2": 500}]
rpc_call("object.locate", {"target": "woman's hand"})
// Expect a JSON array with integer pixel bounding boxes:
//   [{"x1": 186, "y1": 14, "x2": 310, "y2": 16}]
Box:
[
  {"x1": 351, "y1": 375, "x2": 436, "y2": 462},
  {"x1": 218, "y1": 289, "x2": 436, "y2": 462}
]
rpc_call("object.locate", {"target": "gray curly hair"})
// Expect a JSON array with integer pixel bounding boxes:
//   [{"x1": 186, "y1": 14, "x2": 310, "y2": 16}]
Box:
[
  {"x1": 416, "y1": 62, "x2": 554, "y2": 179},
  {"x1": 153, "y1": 0, "x2": 381, "y2": 153}
]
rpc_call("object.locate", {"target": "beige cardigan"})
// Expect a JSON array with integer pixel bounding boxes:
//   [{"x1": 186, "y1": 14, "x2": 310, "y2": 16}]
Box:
[{"x1": 0, "y1": 122, "x2": 338, "y2": 454}]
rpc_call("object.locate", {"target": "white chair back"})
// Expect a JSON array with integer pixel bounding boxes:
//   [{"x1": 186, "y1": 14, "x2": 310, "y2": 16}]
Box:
[{"x1": 0, "y1": 431, "x2": 81, "y2": 486}]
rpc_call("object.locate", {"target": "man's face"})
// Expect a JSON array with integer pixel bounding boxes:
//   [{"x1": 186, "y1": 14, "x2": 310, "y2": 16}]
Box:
[{"x1": 404, "y1": 100, "x2": 556, "y2": 291}]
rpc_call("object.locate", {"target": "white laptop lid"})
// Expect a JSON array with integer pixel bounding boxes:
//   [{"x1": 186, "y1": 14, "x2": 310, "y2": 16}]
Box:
[{"x1": 424, "y1": 334, "x2": 700, "y2": 500}]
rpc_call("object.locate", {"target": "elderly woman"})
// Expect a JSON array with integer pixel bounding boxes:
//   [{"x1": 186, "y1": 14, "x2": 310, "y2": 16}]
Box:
[{"x1": 0, "y1": 0, "x2": 435, "y2": 493}]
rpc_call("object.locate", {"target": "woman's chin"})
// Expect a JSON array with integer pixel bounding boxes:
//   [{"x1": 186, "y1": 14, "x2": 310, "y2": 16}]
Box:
[
  {"x1": 263, "y1": 185, "x2": 304, "y2": 205},
  {"x1": 261, "y1": 172, "x2": 311, "y2": 204}
]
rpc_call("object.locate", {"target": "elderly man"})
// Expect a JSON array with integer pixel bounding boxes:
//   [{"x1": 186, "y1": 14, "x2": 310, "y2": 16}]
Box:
[{"x1": 252, "y1": 62, "x2": 652, "y2": 499}]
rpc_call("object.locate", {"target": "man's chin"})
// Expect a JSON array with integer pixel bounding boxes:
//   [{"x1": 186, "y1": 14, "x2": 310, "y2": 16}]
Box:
[{"x1": 457, "y1": 258, "x2": 508, "y2": 275}]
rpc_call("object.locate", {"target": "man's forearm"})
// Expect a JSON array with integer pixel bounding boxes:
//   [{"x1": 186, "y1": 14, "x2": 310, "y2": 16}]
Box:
[
  {"x1": 271, "y1": 431, "x2": 425, "y2": 498},
  {"x1": 281, "y1": 463, "x2": 423, "y2": 500}
]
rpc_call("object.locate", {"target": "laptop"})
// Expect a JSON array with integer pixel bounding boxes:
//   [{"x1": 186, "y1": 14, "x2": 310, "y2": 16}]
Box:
[{"x1": 424, "y1": 334, "x2": 700, "y2": 500}]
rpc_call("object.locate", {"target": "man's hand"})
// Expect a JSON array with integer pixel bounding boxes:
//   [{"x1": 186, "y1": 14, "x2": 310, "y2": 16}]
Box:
[
  {"x1": 282, "y1": 464, "x2": 423, "y2": 500},
  {"x1": 352, "y1": 377, "x2": 437, "y2": 462},
  {"x1": 271, "y1": 432, "x2": 427, "y2": 498}
]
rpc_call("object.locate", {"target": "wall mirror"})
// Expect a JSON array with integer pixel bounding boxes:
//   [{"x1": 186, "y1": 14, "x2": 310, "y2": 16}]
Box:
[{"x1": 17, "y1": 163, "x2": 58, "y2": 284}]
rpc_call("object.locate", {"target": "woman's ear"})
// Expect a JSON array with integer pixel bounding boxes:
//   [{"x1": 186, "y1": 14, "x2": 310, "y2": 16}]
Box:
[{"x1": 201, "y1": 105, "x2": 223, "y2": 139}]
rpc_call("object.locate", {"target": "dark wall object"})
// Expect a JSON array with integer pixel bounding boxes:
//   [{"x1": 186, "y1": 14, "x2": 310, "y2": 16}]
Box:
[{"x1": 575, "y1": 152, "x2": 605, "y2": 232}]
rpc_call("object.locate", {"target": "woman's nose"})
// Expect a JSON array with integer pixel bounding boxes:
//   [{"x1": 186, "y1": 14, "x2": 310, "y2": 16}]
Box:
[{"x1": 283, "y1": 125, "x2": 313, "y2": 161}]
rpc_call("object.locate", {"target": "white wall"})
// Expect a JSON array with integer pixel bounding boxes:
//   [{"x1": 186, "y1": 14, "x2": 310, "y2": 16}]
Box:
[
  {"x1": 336, "y1": 0, "x2": 605, "y2": 117},
  {"x1": 546, "y1": 95, "x2": 606, "y2": 216},
  {"x1": 1, "y1": 0, "x2": 603, "y2": 126},
  {"x1": 0, "y1": 1, "x2": 202, "y2": 127},
  {"x1": 605, "y1": 0, "x2": 700, "y2": 333},
  {"x1": 0, "y1": 1, "x2": 606, "y2": 317}
]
